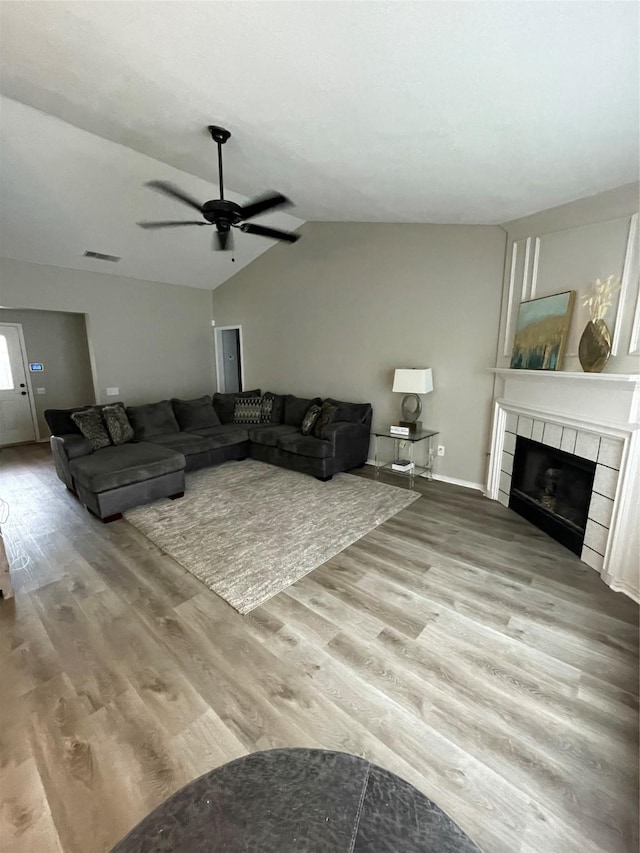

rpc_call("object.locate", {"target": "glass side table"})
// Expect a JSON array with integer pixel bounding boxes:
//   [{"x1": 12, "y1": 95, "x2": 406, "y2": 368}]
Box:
[{"x1": 372, "y1": 428, "x2": 439, "y2": 487}]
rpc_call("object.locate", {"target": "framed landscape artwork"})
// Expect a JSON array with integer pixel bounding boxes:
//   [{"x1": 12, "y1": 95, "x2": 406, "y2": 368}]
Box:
[{"x1": 510, "y1": 291, "x2": 576, "y2": 370}]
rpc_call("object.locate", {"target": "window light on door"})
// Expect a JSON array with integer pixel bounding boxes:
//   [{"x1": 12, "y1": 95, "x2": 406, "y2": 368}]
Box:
[{"x1": 0, "y1": 335, "x2": 14, "y2": 391}]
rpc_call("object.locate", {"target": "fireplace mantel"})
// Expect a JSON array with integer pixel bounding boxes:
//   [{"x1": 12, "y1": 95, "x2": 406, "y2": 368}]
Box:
[{"x1": 488, "y1": 368, "x2": 640, "y2": 386}]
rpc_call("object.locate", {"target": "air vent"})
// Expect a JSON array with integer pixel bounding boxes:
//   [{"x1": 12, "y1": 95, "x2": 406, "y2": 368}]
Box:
[{"x1": 84, "y1": 250, "x2": 121, "y2": 262}]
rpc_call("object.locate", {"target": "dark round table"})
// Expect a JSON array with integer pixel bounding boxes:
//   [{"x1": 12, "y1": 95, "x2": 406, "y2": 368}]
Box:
[{"x1": 112, "y1": 748, "x2": 482, "y2": 852}]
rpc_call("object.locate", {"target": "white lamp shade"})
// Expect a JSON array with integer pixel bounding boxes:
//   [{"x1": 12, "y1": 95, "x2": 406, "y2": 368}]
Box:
[{"x1": 392, "y1": 368, "x2": 433, "y2": 394}]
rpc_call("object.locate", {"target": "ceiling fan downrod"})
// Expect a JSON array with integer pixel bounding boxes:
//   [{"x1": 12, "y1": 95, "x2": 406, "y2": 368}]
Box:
[{"x1": 208, "y1": 125, "x2": 231, "y2": 201}]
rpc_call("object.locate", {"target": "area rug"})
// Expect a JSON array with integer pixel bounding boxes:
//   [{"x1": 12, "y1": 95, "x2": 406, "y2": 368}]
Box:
[{"x1": 124, "y1": 459, "x2": 419, "y2": 614}]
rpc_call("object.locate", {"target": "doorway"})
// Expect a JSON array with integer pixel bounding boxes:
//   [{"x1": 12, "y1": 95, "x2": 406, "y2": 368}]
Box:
[
  {"x1": 0, "y1": 323, "x2": 38, "y2": 445},
  {"x1": 214, "y1": 326, "x2": 244, "y2": 393}
]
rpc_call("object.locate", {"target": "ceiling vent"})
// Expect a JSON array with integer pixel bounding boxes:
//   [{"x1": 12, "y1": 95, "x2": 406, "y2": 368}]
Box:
[{"x1": 84, "y1": 250, "x2": 121, "y2": 262}]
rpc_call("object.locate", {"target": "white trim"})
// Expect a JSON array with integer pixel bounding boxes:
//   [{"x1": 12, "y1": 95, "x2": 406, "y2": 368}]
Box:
[
  {"x1": 486, "y1": 401, "x2": 507, "y2": 499},
  {"x1": 612, "y1": 213, "x2": 638, "y2": 356},
  {"x1": 600, "y1": 571, "x2": 640, "y2": 604},
  {"x1": 530, "y1": 237, "x2": 540, "y2": 299},
  {"x1": 521, "y1": 237, "x2": 531, "y2": 300},
  {"x1": 214, "y1": 325, "x2": 245, "y2": 393},
  {"x1": 488, "y1": 367, "x2": 640, "y2": 385},
  {"x1": 493, "y1": 398, "x2": 635, "y2": 441},
  {"x1": 503, "y1": 242, "x2": 518, "y2": 357},
  {"x1": 626, "y1": 214, "x2": 640, "y2": 355},
  {"x1": 431, "y1": 473, "x2": 484, "y2": 492},
  {"x1": 0, "y1": 322, "x2": 40, "y2": 443}
]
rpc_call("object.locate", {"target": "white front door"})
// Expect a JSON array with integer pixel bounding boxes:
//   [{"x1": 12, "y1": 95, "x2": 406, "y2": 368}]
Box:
[{"x1": 0, "y1": 324, "x2": 37, "y2": 445}]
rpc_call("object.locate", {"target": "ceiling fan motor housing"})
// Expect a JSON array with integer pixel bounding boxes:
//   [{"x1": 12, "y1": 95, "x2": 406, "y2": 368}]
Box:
[{"x1": 202, "y1": 198, "x2": 242, "y2": 228}]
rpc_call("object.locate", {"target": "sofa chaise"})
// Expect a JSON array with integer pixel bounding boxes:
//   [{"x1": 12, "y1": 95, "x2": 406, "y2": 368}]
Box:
[{"x1": 46, "y1": 390, "x2": 372, "y2": 521}]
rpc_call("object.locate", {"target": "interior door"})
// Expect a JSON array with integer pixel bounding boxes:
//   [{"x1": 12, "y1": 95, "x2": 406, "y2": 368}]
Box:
[
  {"x1": 0, "y1": 324, "x2": 36, "y2": 445},
  {"x1": 220, "y1": 328, "x2": 242, "y2": 393}
]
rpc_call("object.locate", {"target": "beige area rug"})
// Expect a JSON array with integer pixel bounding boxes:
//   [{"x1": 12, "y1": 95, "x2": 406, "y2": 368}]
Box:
[{"x1": 124, "y1": 458, "x2": 419, "y2": 614}]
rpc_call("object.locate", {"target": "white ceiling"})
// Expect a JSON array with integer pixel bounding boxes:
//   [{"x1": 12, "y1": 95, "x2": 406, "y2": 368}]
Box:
[{"x1": 0, "y1": 2, "x2": 638, "y2": 287}]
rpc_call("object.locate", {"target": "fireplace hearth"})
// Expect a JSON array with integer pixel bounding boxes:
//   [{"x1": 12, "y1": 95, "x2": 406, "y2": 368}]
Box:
[{"x1": 509, "y1": 436, "x2": 596, "y2": 555}]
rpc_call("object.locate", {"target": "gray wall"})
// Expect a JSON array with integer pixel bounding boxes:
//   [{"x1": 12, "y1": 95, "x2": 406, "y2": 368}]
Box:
[
  {"x1": 0, "y1": 308, "x2": 94, "y2": 438},
  {"x1": 212, "y1": 222, "x2": 507, "y2": 486},
  {"x1": 0, "y1": 257, "x2": 215, "y2": 410}
]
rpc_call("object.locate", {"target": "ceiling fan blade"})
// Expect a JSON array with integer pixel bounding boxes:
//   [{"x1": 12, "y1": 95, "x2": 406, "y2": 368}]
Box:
[
  {"x1": 215, "y1": 228, "x2": 232, "y2": 251},
  {"x1": 240, "y1": 223, "x2": 300, "y2": 243},
  {"x1": 238, "y1": 192, "x2": 291, "y2": 221},
  {"x1": 138, "y1": 220, "x2": 208, "y2": 229},
  {"x1": 145, "y1": 181, "x2": 204, "y2": 213}
]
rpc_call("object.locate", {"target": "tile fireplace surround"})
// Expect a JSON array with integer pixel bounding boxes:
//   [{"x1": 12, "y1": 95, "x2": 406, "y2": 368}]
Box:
[{"x1": 486, "y1": 369, "x2": 640, "y2": 603}]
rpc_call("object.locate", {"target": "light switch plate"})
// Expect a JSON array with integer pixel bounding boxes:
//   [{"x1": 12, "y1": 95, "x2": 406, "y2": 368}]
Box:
[{"x1": 106, "y1": 387, "x2": 120, "y2": 396}]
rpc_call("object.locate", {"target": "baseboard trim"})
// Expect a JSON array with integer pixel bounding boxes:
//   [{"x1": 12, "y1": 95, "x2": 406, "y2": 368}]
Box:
[
  {"x1": 431, "y1": 474, "x2": 484, "y2": 492},
  {"x1": 364, "y1": 461, "x2": 483, "y2": 493}
]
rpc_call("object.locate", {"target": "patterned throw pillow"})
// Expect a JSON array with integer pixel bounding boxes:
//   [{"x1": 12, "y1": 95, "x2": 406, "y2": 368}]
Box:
[
  {"x1": 301, "y1": 403, "x2": 322, "y2": 436},
  {"x1": 102, "y1": 404, "x2": 134, "y2": 446},
  {"x1": 70, "y1": 407, "x2": 111, "y2": 451},
  {"x1": 233, "y1": 396, "x2": 263, "y2": 424},
  {"x1": 260, "y1": 393, "x2": 275, "y2": 423},
  {"x1": 313, "y1": 402, "x2": 339, "y2": 439}
]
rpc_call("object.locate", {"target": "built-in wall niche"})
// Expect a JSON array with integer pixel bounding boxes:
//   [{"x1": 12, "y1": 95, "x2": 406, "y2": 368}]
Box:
[{"x1": 498, "y1": 211, "x2": 639, "y2": 374}]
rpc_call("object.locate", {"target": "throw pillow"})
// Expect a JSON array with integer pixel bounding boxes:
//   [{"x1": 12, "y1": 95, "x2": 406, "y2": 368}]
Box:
[
  {"x1": 313, "y1": 401, "x2": 339, "y2": 439},
  {"x1": 102, "y1": 404, "x2": 134, "y2": 446},
  {"x1": 233, "y1": 396, "x2": 263, "y2": 424},
  {"x1": 70, "y1": 407, "x2": 111, "y2": 451},
  {"x1": 260, "y1": 393, "x2": 274, "y2": 424},
  {"x1": 301, "y1": 403, "x2": 322, "y2": 436},
  {"x1": 213, "y1": 389, "x2": 262, "y2": 424}
]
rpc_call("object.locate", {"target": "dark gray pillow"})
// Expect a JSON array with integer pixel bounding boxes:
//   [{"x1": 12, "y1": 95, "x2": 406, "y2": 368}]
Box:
[
  {"x1": 213, "y1": 389, "x2": 261, "y2": 424},
  {"x1": 70, "y1": 407, "x2": 111, "y2": 450},
  {"x1": 126, "y1": 400, "x2": 180, "y2": 440},
  {"x1": 324, "y1": 397, "x2": 372, "y2": 425},
  {"x1": 172, "y1": 396, "x2": 221, "y2": 430},
  {"x1": 313, "y1": 401, "x2": 339, "y2": 439},
  {"x1": 283, "y1": 395, "x2": 322, "y2": 427},
  {"x1": 262, "y1": 392, "x2": 285, "y2": 424},
  {"x1": 233, "y1": 396, "x2": 263, "y2": 424},
  {"x1": 301, "y1": 403, "x2": 322, "y2": 436},
  {"x1": 102, "y1": 404, "x2": 134, "y2": 446}
]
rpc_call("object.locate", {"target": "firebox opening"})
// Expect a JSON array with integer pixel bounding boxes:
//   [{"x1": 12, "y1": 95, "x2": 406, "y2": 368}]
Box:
[{"x1": 509, "y1": 436, "x2": 596, "y2": 556}]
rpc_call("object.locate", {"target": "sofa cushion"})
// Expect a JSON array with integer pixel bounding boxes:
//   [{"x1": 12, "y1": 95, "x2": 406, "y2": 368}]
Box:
[
  {"x1": 233, "y1": 396, "x2": 263, "y2": 424},
  {"x1": 102, "y1": 404, "x2": 134, "y2": 446},
  {"x1": 145, "y1": 431, "x2": 211, "y2": 456},
  {"x1": 71, "y1": 408, "x2": 111, "y2": 451},
  {"x1": 172, "y1": 396, "x2": 221, "y2": 431},
  {"x1": 212, "y1": 389, "x2": 261, "y2": 424},
  {"x1": 126, "y1": 400, "x2": 180, "y2": 440},
  {"x1": 301, "y1": 403, "x2": 322, "y2": 436},
  {"x1": 277, "y1": 433, "x2": 333, "y2": 459},
  {"x1": 247, "y1": 424, "x2": 299, "y2": 447},
  {"x1": 324, "y1": 398, "x2": 372, "y2": 425},
  {"x1": 262, "y1": 392, "x2": 285, "y2": 424},
  {"x1": 69, "y1": 442, "x2": 184, "y2": 494},
  {"x1": 187, "y1": 424, "x2": 250, "y2": 442},
  {"x1": 313, "y1": 401, "x2": 339, "y2": 438},
  {"x1": 283, "y1": 395, "x2": 322, "y2": 427}
]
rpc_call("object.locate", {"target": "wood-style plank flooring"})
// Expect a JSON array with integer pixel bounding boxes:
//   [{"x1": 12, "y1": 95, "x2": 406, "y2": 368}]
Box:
[{"x1": 1, "y1": 443, "x2": 638, "y2": 853}]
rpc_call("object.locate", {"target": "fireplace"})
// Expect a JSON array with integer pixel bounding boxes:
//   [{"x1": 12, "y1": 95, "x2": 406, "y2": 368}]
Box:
[{"x1": 509, "y1": 436, "x2": 596, "y2": 555}]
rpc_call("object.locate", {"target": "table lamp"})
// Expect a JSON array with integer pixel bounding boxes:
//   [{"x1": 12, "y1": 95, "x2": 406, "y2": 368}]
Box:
[{"x1": 392, "y1": 368, "x2": 433, "y2": 433}]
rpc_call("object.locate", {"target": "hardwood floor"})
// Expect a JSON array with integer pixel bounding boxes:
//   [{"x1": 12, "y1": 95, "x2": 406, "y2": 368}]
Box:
[{"x1": 1, "y1": 443, "x2": 638, "y2": 853}]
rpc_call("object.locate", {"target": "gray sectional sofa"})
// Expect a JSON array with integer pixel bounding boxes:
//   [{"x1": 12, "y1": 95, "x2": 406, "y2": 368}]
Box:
[{"x1": 46, "y1": 390, "x2": 372, "y2": 521}]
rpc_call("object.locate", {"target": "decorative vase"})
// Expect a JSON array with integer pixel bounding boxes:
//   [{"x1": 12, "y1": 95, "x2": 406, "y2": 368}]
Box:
[{"x1": 578, "y1": 319, "x2": 611, "y2": 373}]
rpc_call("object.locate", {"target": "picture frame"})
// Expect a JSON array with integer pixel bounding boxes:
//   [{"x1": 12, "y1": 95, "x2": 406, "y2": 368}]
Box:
[{"x1": 510, "y1": 290, "x2": 576, "y2": 371}]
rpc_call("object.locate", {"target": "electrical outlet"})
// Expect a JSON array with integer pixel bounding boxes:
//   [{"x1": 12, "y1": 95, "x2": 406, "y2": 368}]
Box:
[
  {"x1": 36, "y1": 387, "x2": 46, "y2": 394},
  {"x1": 437, "y1": 445, "x2": 445, "y2": 456},
  {"x1": 106, "y1": 387, "x2": 120, "y2": 396}
]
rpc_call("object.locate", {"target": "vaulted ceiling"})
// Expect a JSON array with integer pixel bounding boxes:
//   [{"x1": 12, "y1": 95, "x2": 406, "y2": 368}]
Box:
[{"x1": 0, "y1": 1, "x2": 638, "y2": 288}]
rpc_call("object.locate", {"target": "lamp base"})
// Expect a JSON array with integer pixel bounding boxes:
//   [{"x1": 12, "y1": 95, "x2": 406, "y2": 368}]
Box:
[{"x1": 399, "y1": 420, "x2": 422, "y2": 434}]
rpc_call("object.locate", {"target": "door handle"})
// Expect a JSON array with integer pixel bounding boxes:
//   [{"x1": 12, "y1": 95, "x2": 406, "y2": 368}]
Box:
[
  {"x1": 20, "y1": 391, "x2": 27, "y2": 396},
  {"x1": 19, "y1": 383, "x2": 26, "y2": 388}
]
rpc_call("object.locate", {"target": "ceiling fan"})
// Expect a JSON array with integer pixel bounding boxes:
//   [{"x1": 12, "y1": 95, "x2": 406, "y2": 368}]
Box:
[{"x1": 138, "y1": 126, "x2": 300, "y2": 251}]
